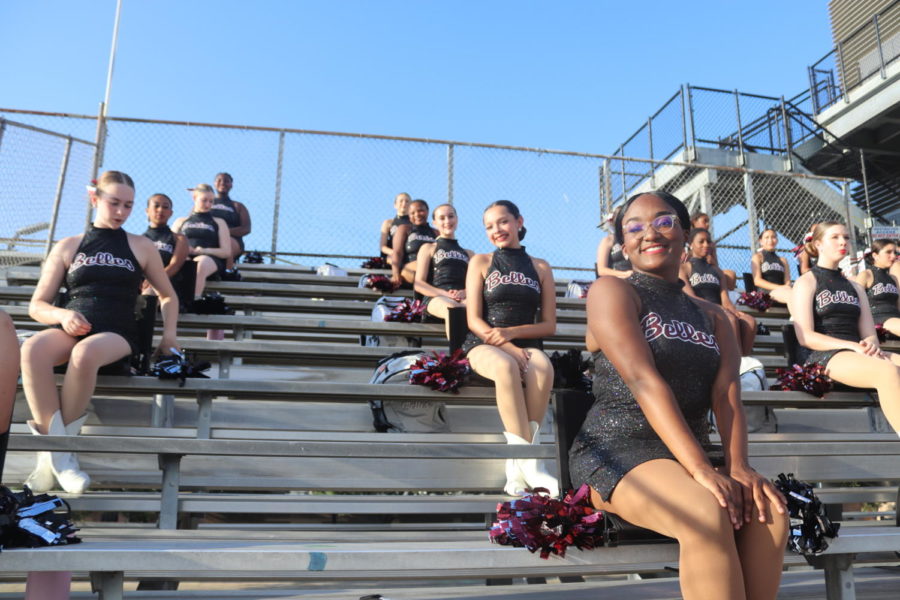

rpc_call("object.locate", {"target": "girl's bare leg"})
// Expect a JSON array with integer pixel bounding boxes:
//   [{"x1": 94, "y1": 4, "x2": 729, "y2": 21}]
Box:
[
  {"x1": 467, "y1": 345, "x2": 529, "y2": 440},
  {"x1": 425, "y1": 296, "x2": 462, "y2": 339},
  {"x1": 593, "y1": 459, "x2": 747, "y2": 600},
  {"x1": 827, "y1": 352, "x2": 900, "y2": 431},
  {"x1": 0, "y1": 312, "x2": 18, "y2": 433},
  {"x1": 522, "y1": 349, "x2": 553, "y2": 425},
  {"x1": 734, "y1": 502, "x2": 788, "y2": 600},
  {"x1": 59, "y1": 333, "x2": 130, "y2": 425},
  {"x1": 882, "y1": 317, "x2": 900, "y2": 338},
  {"x1": 194, "y1": 255, "x2": 219, "y2": 297},
  {"x1": 21, "y1": 329, "x2": 77, "y2": 433}
]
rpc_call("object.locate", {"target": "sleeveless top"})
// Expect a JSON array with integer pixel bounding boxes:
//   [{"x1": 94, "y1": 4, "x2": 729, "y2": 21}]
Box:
[
  {"x1": 759, "y1": 250, "x2": 786, "y2": 285},
  {"x1": 181, "y1": 212, "x2": 221, "y2": 250},
  {"x1": 64, "y1": 226, "x2": 144, "y2": 352},
  {"x1": 867, "y1": 266, "x2": 900, "y2": 323},
  {"x1": 430, "y1": 238, "x2": 469, "y2": 290},
  {"x1": 210, "y1": 195, "x2": 241, "y2": 229},
  {"x1": 810, "y1": 265, "x2": 860, "y2": 342},
  {"x1": 385, "y1": 214, "x2": 410, "y2": 255},
  {"x1": 607, "y1": 240, "x2": 632, "y2": 272},
  {"x1": 568, "y1": 272, "x2": 721, "y2": 501},
  {"x1": 688, "y1": 257, "x2": 722, "y2": 304},
  {"x1": 143, "y1": 225, "x2": 177, "y2": 267},
  {"x1": 463, "y1": 246, "x2": 543, "y2": 352},
  {"x1": 404, "y1": 223, "x2": 436, "y2": 264}
]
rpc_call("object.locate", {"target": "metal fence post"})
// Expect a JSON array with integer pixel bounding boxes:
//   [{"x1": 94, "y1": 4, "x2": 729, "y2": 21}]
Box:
[
  {"x1": 686, "y1": 84, "x2": 697, "y2": 160},
  {"x1": 743, "y1": 172, "x2": 760, "y2": 253},
  {"x1": 807, "y1": 66, "x2": 820, "y2": 114},
  {"x1": 0, "y1": 118, "x2": 6, "y2": 154},
  {"x1": 647, "y1": 118, "x2": 656, "y2": 188},
  {"x1": 618, "y1": 146, "x2": 626, "y2": 199},
  {"x1": 837, "y1": 43, "x2": 850, "y2": 103},
  {"x1": 87, "y1": 101, "x2": 107, "y2": 228},
  {"x1": 780, "y1": 96, "x2": 794, "y2": 171},
  {"x1": 45, "y1": 137, "x2": 73, "y2": 259},
  {"x1": 842, "y1": 182, "x2": 861, "y2": 255},
  {"x1": 679, "y1": 85, "x2": 689, "y2": 157},
  {"x1": 733, "y1": 90, "x2": 746, "y2": 166},
  {"x1": 602, "y1": 159, "x2": 612, "y2": 216},
  {"x1": 858, "y1": 149, "x2": 873, "y2": 228},
  {"x1": 270, "y1": 130, "x2": 285, "y2": 264},
  {"x1": 447, "y1": 143, "x2": 455, "y2": 205}
]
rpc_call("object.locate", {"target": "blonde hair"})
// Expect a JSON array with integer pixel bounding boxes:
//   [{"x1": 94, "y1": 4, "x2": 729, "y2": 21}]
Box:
[
  {"x1": 96, "y1": 170, "x2": 134, "y2": 193},
  {"x1": 804, "y1": 221, "x2": 843, "y2": 259},
  {"x1": 191, "y1": 183, "x2": 214, "y2": 197}
]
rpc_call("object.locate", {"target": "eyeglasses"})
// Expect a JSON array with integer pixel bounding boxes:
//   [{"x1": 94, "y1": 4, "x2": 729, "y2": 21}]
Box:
[{"x1": 623, "y1": 214, "x2": 678, "y2": 236}]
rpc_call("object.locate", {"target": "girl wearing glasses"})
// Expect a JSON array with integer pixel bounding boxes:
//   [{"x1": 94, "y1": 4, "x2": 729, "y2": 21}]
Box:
[
  {"x1": 20, "y1": 171, "x2": 180, "y2": 495},
  {"x1": 463, "y1": 200, "x2": 558, "y2": 496},
  {"x1": 569, "y1": 192, "x2": 787, "y2": 600},
  {"x1": 793, "y1": 222, "x2": 900, "y2": 430},
  {"x1": 681, "y1": 228, "x2": 757, "y2": 356}
]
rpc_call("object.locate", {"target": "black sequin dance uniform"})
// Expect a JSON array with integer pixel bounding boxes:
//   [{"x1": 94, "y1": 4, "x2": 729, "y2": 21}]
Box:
[
  {"x1": 64, "y1": 226, "x2": 144, "y2": 354},
  {"x1": 424, "y1": 238, "x2": 469, "y2": 308},
  {"x1": 688, "y1": 257, "x2": 722, "y2": 304},
  {"x1": 403, "y1": 223, "x2": 436, "y2": 264},
  {"x1": 181, "y1": 212, "x2": 226, "y2": 275},
  {"x1": 759, "y1": 250, "x2": 786, "y2": 285},
  {"x1": 867, "y1": 266, "x2": 900, "y2": 325},
  {"x1": 210, "y1": 194, "x2": 244, "y2": 253},
  {"x1": 462, "y1": 246, "x2": 543, "y2": 352},
  {"x1": 805, "y1": 265, "x2": 861, "y2": 367},
  {"x1": 607, "y1": 240, "x2": 632, "y2": 272},
  {"x1": 143, "y1": 225, "x2": 177, "y2": 267},
  {"x1": 384, "y1": 214, "x2": 411, "y2": 260},
  {"x1": 568, "y1": 272, "x2": 721, "y2": 501}
]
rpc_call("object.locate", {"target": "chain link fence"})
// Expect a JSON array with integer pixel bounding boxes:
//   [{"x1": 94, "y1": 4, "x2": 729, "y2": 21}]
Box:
[
  {"x1": 0, "y1": 107, "x2": 861, "y2": 283},
  {"x1": 0, "y1": 117, "x2": 96, "y2": 267}
]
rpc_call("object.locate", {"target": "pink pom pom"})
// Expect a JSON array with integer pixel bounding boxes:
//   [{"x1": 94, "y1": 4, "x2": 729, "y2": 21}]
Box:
[
  {"x1": 736, "y1": 291, "x2": 773, "y2": 312},
  {"x1": 772, "y1": 363, "x2": 833, "y2": 397},
  {"x1": 363, "y1": 274, "x2": 394, "y2": 292},
  {"x1": 408, "y1": 349, "x2": 470, "y2": 393},
  {"x1": 490, "y1": 485, "x2": 605, "y2": 559},
  {"x1": 384, "y1": 299, "x2": 426, "y2": 323}
]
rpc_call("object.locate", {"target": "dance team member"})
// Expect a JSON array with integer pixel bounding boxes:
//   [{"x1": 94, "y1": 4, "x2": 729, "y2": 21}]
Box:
[
  {"x1": 414, "y1": 204, "x2": 473, "y2": 339},
  {"x1": 856, "y1": 239, "x2": 900, "y2": 337},
  {"x1": 595, "y1": 206, "x2": 632, "y2": 278},
  {"x1": 690, "y1": 211, "x2": 736, "y2": 289},
  {"x1": 463, "y1": 200, "x2": 558, "y2": 496},
  {"x1": 570, "y1": 191, "x2": 787, "y2": 600},
  {"x1": 390, "y1": 199, "x2": 437, "y2": 288},
  {"x1": 211, "y1": 172, "x2": 251, "y2": 270},
  {"x1": 0, "y1": 310, "x2": 16, "y2": 484},
  {"x1": 142, "y1": 193, "x2": 189, "y2": 293},
  {"x1": 379, "y1": 192, "x2": 411, "y2": 262},
  {"x1": 792, "y1": 222, "x2": 900, "y2": 430},
  {"x1": 20, "y1": 171, "x2": 179, "y2": 494},
  {"x1": 750, "y1": 228, "x2": 792, "y2": 305},
  {"x1": 681, "y1": 228, "x2": 757, "y2": 356},
  {"x1": 173, "y1": 184, "x2": 232, "y2": 298}
]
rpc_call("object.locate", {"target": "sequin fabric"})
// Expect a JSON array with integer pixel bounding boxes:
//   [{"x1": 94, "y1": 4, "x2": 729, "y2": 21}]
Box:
[
  {"x1": 806, "y1": 265, "x2": 861, "y2": 367},
  {"x1": 568, "y1": 271, "x2": 721, "y2": 502}
]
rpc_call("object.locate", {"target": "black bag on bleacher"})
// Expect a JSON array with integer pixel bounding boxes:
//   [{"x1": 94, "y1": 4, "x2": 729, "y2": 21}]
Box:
[{"x1": 368, "y1": 351, "x2": 450, "y2": 433}]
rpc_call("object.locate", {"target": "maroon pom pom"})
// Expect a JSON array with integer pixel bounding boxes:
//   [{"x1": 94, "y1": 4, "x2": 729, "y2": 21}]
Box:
[
  {"x1": 384, "y1": 299, "x2": 426, "y2": 323},
  {"x1": 772, "y1": 363, "x2": 833, "y2": 397},
  {"x1": 363, "y1": 274, "x2": 394, "y2": 292},
  {"x1": 736, "y1": 291, "x2": 773, "y2": 312},
  {"x1": 361, "y1": 256, "x2": 386, "y2": 269},
  {"x1": 489, "y1": 485, "x2": 605, "y2": 559},
  {"x1": 875, "y1": 324, "x2": 888, "y2": 344},
  {"x1": 408, "y1": 349, "x2": 470, "y2": 393}
]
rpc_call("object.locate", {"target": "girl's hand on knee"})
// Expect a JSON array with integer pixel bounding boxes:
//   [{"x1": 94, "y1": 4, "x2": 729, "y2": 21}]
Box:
[
  {"x1": 692, "y1": 467, "x2": 743, "y2": 529},
  {"x1": 730, "y1": 466, "x2": 786, "y2": 524},
  {"x1": 510, "y1": 346, "x2": 530, "y2": 375},
  {"x1": 60, "y1": 310, "x2": 91, "y2": 336},
  {"x1": 856, "y1": 339, "x2": 881, "y2": 357}
]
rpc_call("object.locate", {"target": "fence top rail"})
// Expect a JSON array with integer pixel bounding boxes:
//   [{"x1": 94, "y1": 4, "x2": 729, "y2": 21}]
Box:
[
  {"x1": 0, "y1": 107, "x2": 856, "y2": 184},
  {"x1": 689, "y1": 85, "x2": 784, "y2": 103},
  {"x1": 0, "y1": 117, "x2": 95, "y2": 146}
]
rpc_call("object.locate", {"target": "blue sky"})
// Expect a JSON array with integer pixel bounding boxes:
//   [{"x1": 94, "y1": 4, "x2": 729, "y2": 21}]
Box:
[{"x1": 2, "y1": 1, "x2": 833, "y2": 154}]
